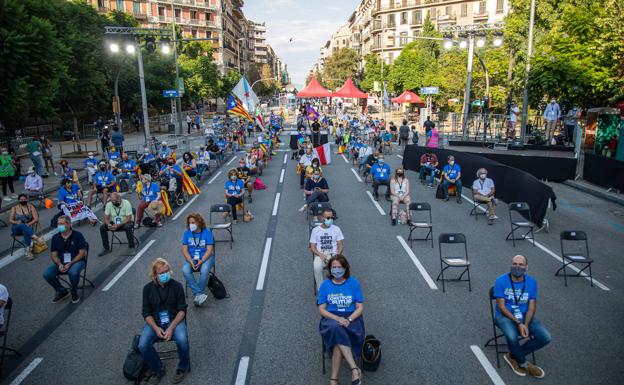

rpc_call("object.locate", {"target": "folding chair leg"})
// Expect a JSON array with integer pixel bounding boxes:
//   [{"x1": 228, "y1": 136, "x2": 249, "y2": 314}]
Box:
[
  {"x1": 467, "y1": 267, "x2": 472, "y2": 292},
  {"x1": 589, "y1": 264, "x2": 593, "y2": 287},
  {"x1": 0, "y1": 347, "x2": 22, "y2": 356}
]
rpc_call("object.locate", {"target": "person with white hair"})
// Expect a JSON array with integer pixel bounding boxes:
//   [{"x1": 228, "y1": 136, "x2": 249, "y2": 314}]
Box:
[
  {"x1": 24, "y1": 166, "x2": 43, "y2": 197},
  {"x1": 472, "y1": 167, "x2": 497, "y2": 225}
]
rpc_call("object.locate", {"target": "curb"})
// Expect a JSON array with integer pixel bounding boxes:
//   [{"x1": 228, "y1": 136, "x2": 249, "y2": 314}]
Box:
[{"x1": 562, "y1": 180, "x2": 624, "y2": 207}]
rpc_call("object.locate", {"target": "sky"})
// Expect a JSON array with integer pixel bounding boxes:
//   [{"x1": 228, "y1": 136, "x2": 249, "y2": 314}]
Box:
[{"x1": 244, "y1": 0, "x2": 360, "y2": 90}]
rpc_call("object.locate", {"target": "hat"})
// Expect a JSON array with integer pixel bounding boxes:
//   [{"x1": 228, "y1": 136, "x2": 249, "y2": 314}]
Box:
[
  {"x1": 88, "y1": 152, "x2": 94, "y2": 156},
  {"x1": 27, "y1": 166, "x2": 35, "y2": 174},
  {"x1": 162, "y1": 141, "x2": 168, "y2": 145}
]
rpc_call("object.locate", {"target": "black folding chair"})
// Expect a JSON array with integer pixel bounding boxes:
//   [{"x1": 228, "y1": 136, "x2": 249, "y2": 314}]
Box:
[
  {"x1": 436, "y1": 233, "x2": 471, "y2": 292},
  {"x1": 556, "y1": 230, "x2": 593, "y2": 287},
  {"x1": 10, "y1": 221, "x2": 41, "y2": 256},
  {"x1": 407, "y1": 203, "x2": 433, "y2": 248},
  {"x1": 209, "y1": 204, "x2": 233, "y2": 249},
  {"x1": 0, "y1": 298, "x2": 21, "y2": 376},
  {"x1": 58, "y1": 250, "x2": 95, "y2": 297},
  {"x1": 469, "y1": 189, "x2": 488, "y2": 220},
  {"x1": 484, "y1": 287, "x2": 536, "y2": 368},
  {"x1": 506, "y1": 202, "x2": 535, "y2": 247},
  {"x1": 110, "y1": 208, "x2": 140, "y2": 251},
  {"x1": 306, "y1": 202, "x2": 332, "y2": 221}
]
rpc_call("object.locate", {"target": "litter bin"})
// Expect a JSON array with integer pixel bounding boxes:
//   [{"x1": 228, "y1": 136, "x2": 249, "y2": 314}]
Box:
[{"x1": 168, "y1": 123, "x2": 175, "y2": 133}]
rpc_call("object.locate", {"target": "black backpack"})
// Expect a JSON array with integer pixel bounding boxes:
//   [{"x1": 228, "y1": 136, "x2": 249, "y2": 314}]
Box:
[
  {"x1": 123, "y1": 335, "x2": 148, "y2": 383},
  {"x1": 208, "y1": 273, "x2": 227, "y2": 299},
  {"x1": 142, "y1": 217, "x2": 156, "y2": 227},
  {"x1": 361, "y1": 334, "x2": 382, "y2": 372}
]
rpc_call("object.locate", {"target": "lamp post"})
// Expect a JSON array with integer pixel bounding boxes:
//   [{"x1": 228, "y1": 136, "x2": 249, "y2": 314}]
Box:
[
  {"x1": 375, "y1": 16, "x2": 388, "y2": 122},
  {"x1": 520, "y1": 0, "x2": 536, "y2": 143},
  {"x1": 169, "y1": 0, "x2": 184, "y2": 136}
]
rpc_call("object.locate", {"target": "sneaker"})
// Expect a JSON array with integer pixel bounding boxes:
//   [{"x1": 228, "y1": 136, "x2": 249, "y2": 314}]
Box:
[
  {"x1": 444, "y1": 197, "x2": 450, "y2": 202},
  {"x1": 374, "y1": 194, "x2": 379, "y2": 201},
  {"x1": 197, "y1": 293, "x2": 208, "y2": 306},
  {"x1": 52, "y1": 291, "x2": 70, "y2": 303},
  {"x1": 457, "y1": 198, "x2": 462, "y2": 204},
  {"x1": 173, "y1": 368, "x2": 190, "y2": 384},
  {"x1": 298, "y1": 205, "x2": 306, "y2": 212},
  {"x1": 98, "y1": 248, "x2": 112, "y2": 256},
  {"x1": 391, "y1": 219, "x2": 397, "y2": 226},
  {"x1": 526, "y1": 363, "x2": 545, "y2": 378},
  {"x1": 147, "y1": 369, "x2": 166, "y2": 385},
  {"x1": 193, "y1": 295, "x2": 201, "y2": 307},
  {"x1": 3, "y1": 197, "x2": 11, "y2": 201},
  {"x1": 504, "y1": 353, "x2": 527, "y2": 377},
  {"x1": 25, "y1": 247, "x2": 34, "y2": 260},
  {"x1": 428, "y1": 184, "x2": 433, "y2": 188},
  {"x1": 71, "y1": 292, "x2": 80, "y2": 304},
  {"x1": 488, "y1": 218, "x2": 494, "y2": 225}
]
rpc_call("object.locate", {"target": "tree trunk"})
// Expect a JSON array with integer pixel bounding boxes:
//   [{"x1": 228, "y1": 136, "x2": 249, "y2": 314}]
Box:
[{"x1": 67, "y1": 104, "x2": 82, "y2": 153}]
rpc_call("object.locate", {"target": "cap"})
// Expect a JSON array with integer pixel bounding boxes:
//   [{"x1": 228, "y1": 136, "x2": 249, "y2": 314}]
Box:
[{"x1": 88, "y1": 152, "x2": 94, "y2": 156}]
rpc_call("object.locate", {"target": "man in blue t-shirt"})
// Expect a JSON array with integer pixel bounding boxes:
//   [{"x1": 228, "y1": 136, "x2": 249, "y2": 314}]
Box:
[
  {"x1": 370, "y1": 155, "x2": 391, "y2": 201},
  {"x1": 88, "y1": 161, "x2": 116, "y2": 207},
  {"x1": 108, "y1": 147, "x2": 121, "y2": 166},
  {"x1": 135, "y1": 174, "x2": 163, "y2": 227},
  {"x1": 84, "y1": 152, "x2": 99, "y2": 183},
  {"x1": 118, "y1": 153, "x2": 137, "y2": 187},
  {"x1": 493, "y1": 255, "x2": 550, "y2": 378},
  {"x1": 442, "y1": 155, "x2": 463, "y2": 203}
]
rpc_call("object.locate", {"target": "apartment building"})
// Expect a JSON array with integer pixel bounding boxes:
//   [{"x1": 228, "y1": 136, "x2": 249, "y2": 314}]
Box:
[{"x1": 253, "y1": 22, "x2": 268, "y2": 64}]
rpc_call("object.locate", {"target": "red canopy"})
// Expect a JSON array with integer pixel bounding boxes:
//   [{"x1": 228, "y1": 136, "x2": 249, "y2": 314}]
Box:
[
  {"x1": 296, "y1": 77, "x2": 332, "y2": 98},
  {"x1": 391, "y1": 90, "x2": 425, "y2": 105},
  {"x1": 333, "y1": 78, "x2": 368, "y2": 99}
]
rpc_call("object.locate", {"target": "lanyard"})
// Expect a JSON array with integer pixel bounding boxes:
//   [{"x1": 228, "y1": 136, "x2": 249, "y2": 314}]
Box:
[
  {"x1": 157, "y1": 285, "x2": 170, "y2": 308},
  {"x1": 191, "y1": 231, "x2": 203, "y2": 248},
  {"x1": 479, "y1": 180, "x2": 485, "y2": 190},
  {"x1": 509, "y1": 274, "x2": 526, "y2": 305},
  {"x1": 397, "y1": 179, "x2": 404, "y2": 191}
]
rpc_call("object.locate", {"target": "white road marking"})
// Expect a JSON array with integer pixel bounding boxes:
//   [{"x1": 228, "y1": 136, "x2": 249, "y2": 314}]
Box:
[
  {"x1": 234, "y1": 356, "x2": 250, "y2": 385},
  {"x1": 341, "y1": 154, "x2": 348, "y2": 163},
  {"x1": 208, "y1": 171, "x2": 222, "y2": 184},
  {"x1": 350, "y1": 168, "x2": 363, "y2": 183},
  {"x1": 470, "y1": 345, "x2": 506, "y2": 385},
  {"x1": 255, "y1": 238, "x2": 272, "y2": 291},
  {"x1": 396, "y1": 236, "x2": 438, "y2": 290},
  {"x1": 397, "y1": 154, "x2": 403, "y2": 159},
  {"x1": 365, "y1": 191, "x2": 386, "y2": 215},
  {"x1": 10, "y1": 357, "x2": 43, "y2": 385},
  {"x1": 226, "y1": 156, "x2": 237, "y2": 166},
  {"x1": 172, "y1": 195, "x2": 199, "y2": 220},
  {"x1": 283, "y1": 154, "x2": 288, "y2": 164},
  {"x1": 279, "y1": 169, "x2": 285, "y2": 184},
  {"x1": 272, "y1": 193, "x2": 281, "y2": 216},
  {"x1": 102, "y1": 240, "x2": 156, "y2": 291}
]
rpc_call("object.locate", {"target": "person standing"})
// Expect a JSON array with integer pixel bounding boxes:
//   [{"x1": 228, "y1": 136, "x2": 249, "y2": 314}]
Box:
[
  {"x1": 26, "y1": 138, "x2": 47, "y2": 177},
  {"x1": 0, "y1": 148, "x2": 16, "y2": 201},
  {"x1": 564, "y1": 105, "x2": 580, "y2": 145},
  {"x1": 398, "y1": 120, "x2": 410, "y2": 147},
  {"x1": 99, "y1": 125, "x2": 111, "y2": 157},
  {"x1": 186, "y1": 114, "x2": 192, "y2": 134},
  {"x1": 111, "y1": 126, "x2": 124, "y2": 153},
  {"x1": 543, "y1": 98, "x2": 561, "y2": 144},
  {"x1": 508, "y1": 102, "x2": 520, "y2": 139},
  {"x1": 40, "y1": 135, "x2": 55, "y2": 175}
]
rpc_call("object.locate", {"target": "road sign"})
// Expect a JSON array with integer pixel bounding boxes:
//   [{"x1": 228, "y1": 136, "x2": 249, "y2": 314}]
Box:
[
  {"x1": 420, "y1": 86, "x2": 439, "y2": 95},
  {"x1": 178, "y1": 78, "x2": 185, "y2": 94},
  {"x1": 163, "y1": 90, "x2": 179, "y2": 98}
]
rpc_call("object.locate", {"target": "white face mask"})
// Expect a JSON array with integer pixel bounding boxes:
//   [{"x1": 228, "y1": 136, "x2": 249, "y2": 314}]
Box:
[
  {"x1": 189, "y1": 223, "x2": 198, "y2": 232},
  {"x1": 479, "y1": 174, "x2": 486, "y2": 180}
]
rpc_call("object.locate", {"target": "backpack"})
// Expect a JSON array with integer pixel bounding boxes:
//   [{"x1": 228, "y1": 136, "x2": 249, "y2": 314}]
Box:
[
  {"x1": 123, "y1": 335, "x2": 148, "y2": 383},
  {"x1": 142, "y1": 217, "x2": 156, "y2": 227},
  {"x1": 361, "y1": 334, "x2": 382, "y2": 372},
  {"x1": 253, "y1": 177, "x2": 267, "y2": 190},
  {"x1": 208, "y1": 273, "x2": 227, "y2": 299}
]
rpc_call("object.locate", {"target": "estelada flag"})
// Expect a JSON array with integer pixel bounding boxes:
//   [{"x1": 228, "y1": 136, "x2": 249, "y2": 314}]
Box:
[
  {"x1": 313, "y1": 142, "x2": 331, "y2": 165},
  {"x1": 160, "y1": 190, "x2": 173, "y2": 216},
  {"x1": 227, "y1": 94, "x2": 253, "y2": 122},
  {"x1": 181, "y1": 169, "x2": 200, "y2": 195}
]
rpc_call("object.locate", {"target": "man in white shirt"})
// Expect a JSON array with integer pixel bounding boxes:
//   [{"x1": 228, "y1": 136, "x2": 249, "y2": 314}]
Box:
[
  {"x1": 309, "y1": 209, "x2": 344, "y2": 290},
  {"x1": 0, "y1": 283, "x2": 8, "y2": 328},
  {"x1": 24, "y1": 167, "x2": 43, "y2": 198},
  {"x1": 543, "y1": 99, "x2": 561, "y2": 143},
  {"x1": 509, "y1": 102, "x2": 520, "y2": 138},
  {"x1": 196, "y1": 145, "x2": 210, "y2": 179},
  {"x1": 472, "y1": 168, "x2": 497, "y2": 225},
  {"x1": 299, "y1": 147, "x2": 314, "y2": 189}
]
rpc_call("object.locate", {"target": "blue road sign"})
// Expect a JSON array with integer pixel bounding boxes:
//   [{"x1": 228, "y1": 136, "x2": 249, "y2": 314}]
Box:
[
  {"x1": 420, "y1": 86, "x2": 439, "y2": 95},
  {"x1": 163, "y1": 90, "x2": 179, "y2": 98}
]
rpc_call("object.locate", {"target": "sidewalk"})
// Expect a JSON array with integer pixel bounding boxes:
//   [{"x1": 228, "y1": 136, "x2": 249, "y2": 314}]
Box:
[{"x1": 563, "y1": 179, "x2": 624, "y2": 206}]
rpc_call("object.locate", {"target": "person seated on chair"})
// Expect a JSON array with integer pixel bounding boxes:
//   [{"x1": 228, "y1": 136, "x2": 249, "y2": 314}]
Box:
[
  {"x1": 181, "y1": 213, "x2": 215, "y2": 307},
  {"x1": 318, "y1": 255, "x2": 364, "y2": 385},
  {"x1": 493, "y1": 255, "x2": 550, "y2": 379},
  {"x1": 108, "y1": 146, "x2": 121, "y2": 167},
  {"x1": 245, "y1": 151, "x2": 259, "y2": 177},
  {"x1": 84, "y1": 152, "x2": 99, "y2": 183},
  {"x1": 357, "y1": 143, "x2": 372, "y2": 173},
  {"x1": 57, "y1": 159, "x2": 79, "y2": 184},
  {"x1": 139, "y1": 258, "x2": 190, "y2": 384},
  {"x1": 224, "y1": 169, "x2": 244, "y2": 224},
  {"x1": 0, "y1": 283, "x2": 7, "y2": 329},
  {"x1": 473, "y1": 167, "x2": 497, "y2": 225},
  {"x1": 306, "y1": 158, "x2": 323, "y2": 179},
  {"x1": 442, "y1": 155, "x2": 462, "y2": 204},
  {"x1": 236, "y1": 159, "x2": 253, "y2": 203},
  {"x1": 181, "y1": 152, "x2": 197, "y2": 178},
  {"x1": 24, "y1": 166, "x2": 43, "y2": 199},
  {"x1": 117, "y1": 152, "x2": 137, "y2": 189},
  {"x1": 206, "y1": 139, "x2": 222, "y2": 162},
  {"x1": 370, "y1": 155, "x2": 391, "y2": 201},
  {"x1": 196, "y1": 145, "x2": 210, "y2": 179},
  {"x1": 310, "y1": 209, "x2": 344, "y2": 290},
  {"x1": 98, "y1": 192, "x2": 135, "y2": 256},
  {"x1": 299, "y1": 170, "x2": 329, "y2": 213},
  {"x1": 160, "y1": 157, "x2": 183, "y2": 195},
  {"x1": 390, "y1": 168, "x2": 411, "y2": 226},
  {"x1": 135, "y1": 174, "x2": 163, "y2": 228},
  {"x1": 54, "y1": 178, "x2": 96, "y2": 227},
  {"x1": 419, "y1": 151, "x2": 439, "y2": 188},
  {"x1": 157, "y1": 141, "x2": 172, "y2": 166},
  {"x1": 88, "y1": 161, "x2": 116, "y2": 208},
  {"x1": 299, "y1": 147, "x2": 315, "y2": 189},
  {"x1": 139, "y1": 147, "x2": 156, "y2": 166},
  {"x1": 42, "y1": 215, "x2": 88, "y2": 304},
  {"x1": 10, "y1": 194, "x2": 43, "y2": 260},
  {"x1": 216, "y1": 136, "x2": 227, "y2": 158},
  {"x1": 363, "y1": 150, "x2": 379, "y2": 178}
]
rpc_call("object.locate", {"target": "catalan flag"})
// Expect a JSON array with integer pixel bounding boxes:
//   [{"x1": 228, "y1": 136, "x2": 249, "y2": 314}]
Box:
[
  {"x1": 181, "y1": 169, "x2": 200, "y2": 195},
  {"x1": 227, "y1": 94, "x2": 253, "y2": 122},
  {"x1": 160, "y1": 190, "x2": 173, "y2": 216}
]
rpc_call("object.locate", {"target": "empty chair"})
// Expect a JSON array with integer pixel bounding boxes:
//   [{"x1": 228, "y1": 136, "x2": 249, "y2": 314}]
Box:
[
  {"x1": 307, "y1": 201, "x2": 332, "y2": 221},
  {"x1": 506, "y1": 202, "x2": 535, "y2": 247},
  {"x1": 209, "y1": 204, "x2": 233, "y2": 249},
  {"x1": 407, "y1": 202, "x2": 433, "y2": 248},
  {"x1": 436, "y1": 233, "x2": 471, "y2": 292},
  {"x1": 556, "y1": 230, "x2": 593, "y2": 287}
]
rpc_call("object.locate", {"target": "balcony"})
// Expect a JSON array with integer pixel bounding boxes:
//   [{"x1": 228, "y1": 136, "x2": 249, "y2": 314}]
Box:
[
  {"x1": 155, "y1": 0, "x2": 218, "y2": 10},
  {"x1": 371, "y1": 21, "x2": 396, "y2": 32},
  {"x1": 473, "y1": 10, "x2": 489, "y2": 20},
  {"x1": 437, "y1": 14, "x2": 456, "y2": 24},
  {"x1": 133, "y1": 11, "x2": 148, "y2": 19},
  {"x1": 374, "y1": 0, "x2": 425, "y2": 15}
]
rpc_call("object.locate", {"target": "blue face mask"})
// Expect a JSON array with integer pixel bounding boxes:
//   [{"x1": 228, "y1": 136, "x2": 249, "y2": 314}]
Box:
[
  {"x1": 324, "y1": 218, "x2": 333, "y2": 227},
  {"x1": 378, "y1": 159, "x2": 385, "y2": 164},
  {"x1": 57, "y1": 225, "x2": 66, "y2": 233},
  {"x1": 331, "y1": 267, "x2": 345, "y2": 279},
  {"x1": 158, "y1": 272, "x2": 171, "y2": 284}
]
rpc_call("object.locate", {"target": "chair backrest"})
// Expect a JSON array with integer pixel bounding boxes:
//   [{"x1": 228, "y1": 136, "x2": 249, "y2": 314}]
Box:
[
  {"x1": 211, "y1": 203, "x2": 232, "y2": 214},
  {"x1": 560, "y1": 230, "x2": 587, "y2": 241},
  {"x1": 409, "y1": 202, "x2": 431, "y2": 212},
  {"x1": 508, "y1": 202, "x2": 531, "y2": 222},
  {"x1": 560, "y1": 230, "x2": 589, "y2": 256},
  {"x1": 4, "y1": 297, "x2": 12, "y2": 311},
  {"x1": 438, "y1": 233, "x2": 466, "y2": 244},
  {"x1": 309, "y1": 202, "x2": 332, "y2": 216}
]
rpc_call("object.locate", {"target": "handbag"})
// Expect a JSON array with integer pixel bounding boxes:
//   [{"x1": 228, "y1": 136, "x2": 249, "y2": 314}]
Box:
[
  {"x1": 208, "y1": 273, "x2": 227, "y2": 299},
  {"x1": 361, "y1": 334, "x2": 382, "y2": 372},
  {"x1": 123, "y1": 335, "x2": 148, "y2": 383},
  {"x1": 243, "y1": 210, "x2": 254, "y2": 223},
  {"x1": 33, "y1": 240, "x2": 48, "y2": 254}
]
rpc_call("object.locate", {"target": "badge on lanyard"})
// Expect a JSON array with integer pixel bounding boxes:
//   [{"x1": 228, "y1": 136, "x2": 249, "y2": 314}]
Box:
[
  {"x1": 158, "y1": 310, "x2": 170, "y2": 327},
  {"x1": 115, "y1": 217, "x2": 121, "y2": 224},
  {"x1": 511, "y1": 305, "x2": 524, "y2": 321},
  {"x1": 63, "y1": 252, "x2": 72, "y2": 264}
]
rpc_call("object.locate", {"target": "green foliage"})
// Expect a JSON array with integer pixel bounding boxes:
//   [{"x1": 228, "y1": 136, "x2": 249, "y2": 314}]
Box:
[
  {"x1": 179, "y1": 42, "x2": 220, "y2": 102},
  {"x1": 321, "y1": 48, "x2": 360, "y2": 90},
  {"x1": 360, "y1": 54, "x2": 389, "y2": 92},
  {"x1": 219, "y1": 70, "x2": 242, "y2": 99}
]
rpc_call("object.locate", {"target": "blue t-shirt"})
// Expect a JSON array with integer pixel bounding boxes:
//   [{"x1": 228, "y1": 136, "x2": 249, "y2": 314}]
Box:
[
  {"x1": 160, "y1": 164, "x2": 182, "y2": 178},
  {"x1": 94, "y1": 171, "x2": 115, "y2": 186},
  {"x1": 216, "y1": 140, "x2": 227, "y2": 149},
  {"x1": 58, "y1": 184, "x2": 81, "y2": 204},
  {"x1": 370, "y1": 163, "x2": 391, "y2": 181},
  {"x1": 158, "y1": 147, "x2": 172, "y2": 159},
  {"x1": 141, "y1": 153, "x2": 155, "y2": 163},
  {"x1": 142, "y1": 182, "x2": 160, "y2": 202},
  {"x1": 444, "y1": 164, "x2": 461, "y2": 180},
  {"x1": 225, "y1": 179, "x2": 245, "y2": 195},
  {"x1": 84, "y1": 158, "x2": 98, "y2": 168},
  {"x1": 120, "y1": 159, "x2": 137, "y2": 173},
  {"x1": 182, "y1": 228, "x2": 215, "y2": 260},
  {"x1": 493, "y1": 273, "x2": 538, "y2": 321},
  {"x1": 318, "y1": 277, "x2": 364, "y2": 314},
  {"x1": 109, "y1": 151, "x2": 121, "y2": 161}
]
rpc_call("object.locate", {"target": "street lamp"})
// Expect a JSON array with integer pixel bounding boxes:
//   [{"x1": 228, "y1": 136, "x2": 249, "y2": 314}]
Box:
[
  {"x1": 443, "y1": 40, "x2": 454, "y2": 50},
  {"x1": 459, "y1": 40, "x2": 468, "y2": 49},
  {"x1": 125, "y1": 43, "x2": 135, "y2": 54},
  {"x1": 476, "y1": 38, "x2": 486, "y2": 48},
  {"x1": 109, "y1": 42, "x2": 120, "y2": 53}
]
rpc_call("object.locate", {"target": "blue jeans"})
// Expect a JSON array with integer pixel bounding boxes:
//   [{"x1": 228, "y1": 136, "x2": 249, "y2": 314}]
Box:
[
  {"x1": 12, "y1": 224, "x2": 34, "y2": 247},
  {"x1": 182, "y1": 257, "x2": 215, "y2": 296},
  {"x1": 442, "y1": 179, "x2": 462, "y2": 198},
  {"x1": 31, "y1": 154, "x2": 46, "y2": 176},
  {"x1": 196, "y1": 164, "x2": 208, "y2": 177},
  {"x1": 419, "y1": 165, "x2": 438, "y2": 185},
  {"x1": 42, "y1": 260, "x2": 86, "y2": 295},
  {"x1": 139, "y1": 320, "x2": 190, "y2": 373},
  {"x1": 495, "y1": 316, "x2": 551, "y2": 365}
]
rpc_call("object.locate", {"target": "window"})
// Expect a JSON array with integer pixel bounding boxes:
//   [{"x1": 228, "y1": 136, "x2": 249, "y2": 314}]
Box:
[
  {"x1": 479, "y1": 1, "x2": 486, "y2": 13},
  {"x1": 192, "y1": 29, "x2": 198, "y2": 38},
  {"x1": 174, "y1": 8, "x2": 181, "y2": 20},
  {"x1": 190, "y1": 10, "x2": 197, "y2": 20},
  {"x1": 116, "y1": 0, "x2": 124, "y2": 11},
  {"x1": 387, "y1": 35, "x2": 395, "y2": 47},
  {"x1": 133, "y1": 1, "x2": 141, "y2": 14},
  {"x1": 400, "y1": 12, "x2": 408, "y2": 24},
  {"x1": 461, "y1": 3, "x2": 467, "y2": 17},
  {"x1": 387, "y1": 14, "x2": 395, "y2": 27},
  {"x1": 388, "y1": 52, "x2": 394, "y2": 64},
  {"x1": 98, "y1": 0, "x2": 105, "y2": 8},
  {"x1": 205, "y1": 12, "x2": 212, "y2": 21},
  {"x1": 412, "y1": 10, "x2": 422, "y2": 24},
  {"x1": 496, "y1": 0, "x2": 504, "y2": 13},
  {"x1": 158, "y1": 6, "x2": 165, "y2": 16},
  {"x1": 376, "y1": 35, "x2": 382, "y2": 48},
  {"x1": 400, "y1": 31, "x2": 408, "y2": 45},
  {"x1": 445, "y1": 5, "x2": 452, "y2": 15}
]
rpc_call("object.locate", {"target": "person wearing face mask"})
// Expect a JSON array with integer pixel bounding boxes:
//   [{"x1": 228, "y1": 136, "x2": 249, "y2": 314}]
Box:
[
  {"x1": 0, "y1": 148, "x2": 16, "y2": 201},
  {"x1": 98, "y1": 193, "x2": 134, "y2": 256},
  {"x1": 196, "y1": 146, "x2": 210, "y2": 179},
  {"x1": 159, "y1": 157, "x2": 183, "y2": 195},
  {"x1": 442, "y1": 155, "x2": 462, "y2": 204},
  {"x1": 181, "y1": 152, "x2": 197, "y2": 178},
  {"x1": 305, "y1": 158, "x2": 323, "y2": 180},
  {"x1": 157, "y1": 142, "x2": 172, "y2": 165},
  {"x1": 181, "y1": 213, "x2": 215, "y2": 307},
  {"x1": 135, "y1": 174, "x2": 163, "y2": 228},
  {"x1": 42, "y1": 215, "x2": 88, "y2": 304},
  {"x1": 419, "y1": 150, "x2": 439, "y2": 188},
  {"x1": 88, "y1": 161, "x2": 116, "y2": 208},
  {"x1": 10, "y1": 194, "x2": 43, "y2": 260},
  {"x1": 139, "y1": 258, "x2": 190, "y2": 384},
  {"x1": 108, "y1": 146, "x2": 121, "y2": 167},
  {"x1": 493, "y1": 255, "x2": 550, "y2": 378},
  {"x1": 224, "y1": 169, "x2": 245, "y2": 223},
  {"x1": 370, "y1": 155, "x2": 392, "y2": 201},
  {"x1": 24, "y1": 166, "x2": 43, "y2": 200},
  {"x1": 299, "y1": 170, "x2": 330, "y2": 213},
  {"x1": 472, "y1": 167, "x2": 496, "y2": 225},
  {"x1": 390, "y1": 168, "x2": 411, "y2": 226},
  {"x1": 117, "y1": 152, "x2": 138, "y2": 189},
  {"x1": 26, "y1": 137, "x2": 47, "y2": 177},
  {"x1": 83, "y1": 152, "x2": 99, "y2": 183},
  {"x1": 236, "y1": 159, "x2": 253, "y2": 203},
  {"x1": 318, "y1": 255, "x2": 364, "y2": 385},
  {"x1": 309, "y1": 209, "x2": 344, "y2": 290},
  {"x1": 543, "y1": 98, "x2": 561, "y2": 144},
  {"x1": 298, "y1": 147, "x2": 315, "y2": 189}
]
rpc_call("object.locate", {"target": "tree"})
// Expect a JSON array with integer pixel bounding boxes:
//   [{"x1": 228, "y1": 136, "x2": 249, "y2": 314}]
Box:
[
  {"x1": 321, "y1": 48, "x2": 360, "y2": 90},
  {"x1": 219, "y1": 70, "x2": 242, "y2": 99},
  {"x1": 360, "y1": 54, "x2": 389, "y2": 92},
  {"x1": 178, "y1": 41, "x2": 220, "y2": 103}
]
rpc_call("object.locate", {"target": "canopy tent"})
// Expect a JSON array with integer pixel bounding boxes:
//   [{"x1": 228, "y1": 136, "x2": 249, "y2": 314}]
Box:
[
  {"x1": 392, "y1": 90, "x2": 425, "y2": 106},
  {"x1": 296, "y1": 77, "x2": 333, "y2": 98},
  {"x1": 333, "y1": 78, "x2": 368, "y2": 99}
]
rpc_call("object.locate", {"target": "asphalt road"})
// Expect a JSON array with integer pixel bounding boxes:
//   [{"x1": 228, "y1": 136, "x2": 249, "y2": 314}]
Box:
[{"x1": 1, "y1": 132, "x2": 623, "y2": 385}]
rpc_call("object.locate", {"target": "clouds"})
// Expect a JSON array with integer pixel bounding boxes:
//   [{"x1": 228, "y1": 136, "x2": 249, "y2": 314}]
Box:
[{"x1": 244, "y1": 0, "x2": 360, "y2": 88}]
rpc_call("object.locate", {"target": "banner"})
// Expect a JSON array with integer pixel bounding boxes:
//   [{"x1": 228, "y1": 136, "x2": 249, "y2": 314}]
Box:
[
  {"x1": 62, "y1": 202, "x2": 98, "y2": 223},
  {"x1": 313, "y1": 143, "x2": 332, "y2": 165},
  {"x1": 232, "y1": 76, "x2": 259, "y2": 113}
]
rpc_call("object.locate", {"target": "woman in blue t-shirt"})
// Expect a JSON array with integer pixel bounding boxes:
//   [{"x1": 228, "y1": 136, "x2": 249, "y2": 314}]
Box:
[
  {"x1": 224, "y1": 169, "x2": 245, "y2": 223},
  {"x1": 181, "y1": 213, "x2": 215, "y2": 307},
  {"x1": 318, "y1": 255, "x2": 364, "y2": 385}
]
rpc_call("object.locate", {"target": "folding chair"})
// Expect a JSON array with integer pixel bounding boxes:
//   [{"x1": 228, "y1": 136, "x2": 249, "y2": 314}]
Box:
[
  {"x1": 209, "y1": 204, "x2": 233, "y2": 249},
  {"x1": 556, "y1": 230, "x2": 593, "y2": 287},
  {"x1": 185, "y1": 247, "x2": 217, "y2": 298},
  {"x1": 306, "y1": 202, "x2": 332, "y2": 221},
  {"x1": 0, "y1": 298, "x2": 21, "y2": 376},
  {"x1": 27, "y1": 183, "x2": 46, "y2": 208},
  {"x1": 469, "y1": 189, "x2": 488, "y2": 220},
  {"x1": 506, "y1": 202, "x2": 535, "y2": 247},
  {"x1": 484, "y1": 287, "x2": 536, "y2": 368},
  {"x1": 436, "y1": 233, "x2": 471, "y2": 292},
  {"x1": 0, "y1": 200, "x2": 7, "y2": 228},
  {"x1": 10, "y1": 221, "x2": 41, "y2": 256},
  {"x1": 407, "y1": 203, "x2": 433, "y2": 248},
  {"x1": 59, "y1": 251, "x2": 95, "y2": 297},
  {"x1": 110, "y1": 208, "x2": 140, "y2": 251}
]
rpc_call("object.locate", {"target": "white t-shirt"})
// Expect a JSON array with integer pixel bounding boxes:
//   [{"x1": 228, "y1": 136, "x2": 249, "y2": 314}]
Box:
[
  {"x1": 0, "y1": 284, "x2": 8, "y2": 326},
  {"x1": 309, "y1": 225, "x2": 344, "y2": 256},
  {"x1": 391, "y1": 178, "x2": 410, "y2": 197},
  {"x1": 510, "y1": 106, "x2": 520, "y2": 123},
  {"x1": 299, "y1": 154, "x2": 314, "y2": 167},
  {"x1": 472, "y1": 177, "x2": 495, "y2": 196}
]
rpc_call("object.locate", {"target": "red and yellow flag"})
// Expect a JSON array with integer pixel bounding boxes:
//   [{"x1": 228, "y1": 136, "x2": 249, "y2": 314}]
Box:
[
  {"x1": 160, "y1": 190, "x2": 173, "y2": 216},
  {"x1": 181, "y1": 169, "x2": 200, "y2": 195}
]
